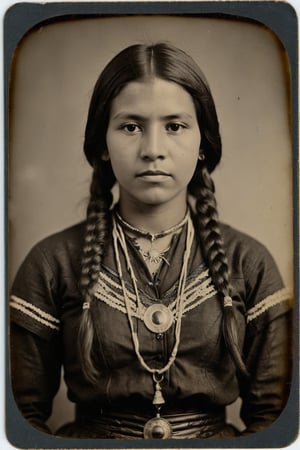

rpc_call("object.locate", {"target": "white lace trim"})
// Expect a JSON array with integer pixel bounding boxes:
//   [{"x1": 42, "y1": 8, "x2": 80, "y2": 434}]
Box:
[
  {"x1": 10, "y1": 295, "x2": 60, "y2": 331},
  {"x1": 246, "y1": 288, "x2": 290, "y2": 323},
  {"x1": 94, "y1": 268, "x2": 217, "y2": 320}
]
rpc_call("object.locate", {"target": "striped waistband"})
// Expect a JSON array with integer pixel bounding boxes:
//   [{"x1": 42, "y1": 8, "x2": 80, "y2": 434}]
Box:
[{"x1": 75, "y1": 408, "x2": 226, "y2": 439}]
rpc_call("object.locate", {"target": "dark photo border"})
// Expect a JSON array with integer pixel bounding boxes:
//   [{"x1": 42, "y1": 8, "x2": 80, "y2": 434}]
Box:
[{"x1": 4, "y1": 2, "x2": 299, "y2": 449}]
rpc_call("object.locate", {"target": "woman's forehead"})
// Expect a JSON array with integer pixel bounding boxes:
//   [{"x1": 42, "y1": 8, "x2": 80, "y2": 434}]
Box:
[{"x1": 109, "y1": 78, "x2": 197, "y2": 119}]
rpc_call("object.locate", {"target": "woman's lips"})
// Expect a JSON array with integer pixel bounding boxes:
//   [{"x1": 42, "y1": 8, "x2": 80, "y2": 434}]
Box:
[{"x1": 136, "y1": 170, "x2": 171, "y2": 182}]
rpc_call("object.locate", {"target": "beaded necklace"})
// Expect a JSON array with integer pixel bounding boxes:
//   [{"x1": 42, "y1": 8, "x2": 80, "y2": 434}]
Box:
[{"x1": 112, "y1": 212, "x2": 194, "y2": 438}]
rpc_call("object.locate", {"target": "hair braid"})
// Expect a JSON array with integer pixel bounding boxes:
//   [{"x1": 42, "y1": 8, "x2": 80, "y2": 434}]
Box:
[
  {"x1": 78, "y1": 162, "x2": 115, "y2": 383},
  {"x1": 190, "y1": 165, "x2": 248, "y2": 377}
]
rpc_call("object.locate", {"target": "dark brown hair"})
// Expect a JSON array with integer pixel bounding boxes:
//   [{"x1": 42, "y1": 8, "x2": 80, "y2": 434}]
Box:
[{"x1": 79, "y1": 42, "x2": 247, "y2": 382}]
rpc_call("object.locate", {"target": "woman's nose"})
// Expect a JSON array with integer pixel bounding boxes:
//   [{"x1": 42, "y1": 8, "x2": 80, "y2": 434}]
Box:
[{"x1": 140, "y1": 127, "x2": 166, "y2": 160}]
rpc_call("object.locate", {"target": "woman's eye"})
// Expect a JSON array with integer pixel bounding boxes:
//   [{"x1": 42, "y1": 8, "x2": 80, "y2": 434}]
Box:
[
  {"x1": 122, "y1": 124, "x2": 141, "y2": 133},
  {"x1": 166, "y1": 123, "x2": 185, "y2": 133}
]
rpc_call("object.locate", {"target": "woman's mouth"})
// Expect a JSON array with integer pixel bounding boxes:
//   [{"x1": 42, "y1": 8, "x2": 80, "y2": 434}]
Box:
[{"x1": 136, "y1": 170, "x2": 171, "y2": 182}]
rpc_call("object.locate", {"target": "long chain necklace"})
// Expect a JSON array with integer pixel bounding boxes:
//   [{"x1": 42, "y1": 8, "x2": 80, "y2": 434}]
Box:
[{"x1": 112, "y1": 213, "x2": 194, "y2": 439}]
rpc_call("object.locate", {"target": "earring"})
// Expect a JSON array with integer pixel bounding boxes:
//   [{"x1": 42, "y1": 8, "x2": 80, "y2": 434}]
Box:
[{"x1": 198, "y1": 153, "x2": 205, "y2": 161}]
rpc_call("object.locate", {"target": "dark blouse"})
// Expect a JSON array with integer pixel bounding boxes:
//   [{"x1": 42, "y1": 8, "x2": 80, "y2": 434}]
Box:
[{"x1": 10, "y1": 220, "x2": 291, "y2": 437}]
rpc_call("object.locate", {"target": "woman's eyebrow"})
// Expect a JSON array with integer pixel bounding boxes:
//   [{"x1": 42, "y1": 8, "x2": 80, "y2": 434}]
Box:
[
  {"x1": 163, "y1": 113, "x2": 194, "y2": 121},
  {"x1": 110, "y1": 113, "x2": 146, "y2": 121}
]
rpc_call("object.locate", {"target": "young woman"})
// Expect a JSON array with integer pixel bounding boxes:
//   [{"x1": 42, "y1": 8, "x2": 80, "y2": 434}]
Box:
[{"x1": 10, "y1": 42, "x2": 291, "y2": 440}]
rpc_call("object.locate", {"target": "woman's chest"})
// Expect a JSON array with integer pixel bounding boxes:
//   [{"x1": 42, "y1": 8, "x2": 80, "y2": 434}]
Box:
[{"x1": 59, "y1": 268, "x2": 247, "y2": 371}]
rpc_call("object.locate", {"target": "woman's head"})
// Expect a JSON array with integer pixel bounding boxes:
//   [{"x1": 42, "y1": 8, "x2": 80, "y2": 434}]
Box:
[{"x1": 84, "y1": 42, "x2": 222, "y2": 186}]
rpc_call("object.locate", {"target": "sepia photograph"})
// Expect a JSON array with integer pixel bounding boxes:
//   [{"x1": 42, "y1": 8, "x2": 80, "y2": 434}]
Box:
[{"x1": 5, "y1": 2, "x2": 298, "y2": 448}]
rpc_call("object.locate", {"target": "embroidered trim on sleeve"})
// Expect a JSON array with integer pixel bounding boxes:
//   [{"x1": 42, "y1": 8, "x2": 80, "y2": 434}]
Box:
[
  {"x1": 10, "y1": 295, "x2": 60, "y2": 331},
  {"x1": 246, "y1": 288, "x2": 291, "y2": 323}
]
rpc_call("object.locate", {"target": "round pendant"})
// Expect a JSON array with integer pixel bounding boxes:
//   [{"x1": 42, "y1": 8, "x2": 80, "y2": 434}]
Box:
[
  {"x1": 144, "y1": 417, "x2": 173, "y2": 439},
  {"x1": 143, "y1": 304, "x2": 173, "y2": 333}
]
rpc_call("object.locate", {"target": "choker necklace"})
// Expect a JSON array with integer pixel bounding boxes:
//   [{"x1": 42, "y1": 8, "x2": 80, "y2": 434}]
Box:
[
  {"x1": 115, "y1": 210, "x2": 189, "y2": 267},
  {"x1": 112, "y1": 214, "x2": 194, "y2": 439},
  {"x1": 115, "y1": 209, "x2": 189, "y2": 241}
]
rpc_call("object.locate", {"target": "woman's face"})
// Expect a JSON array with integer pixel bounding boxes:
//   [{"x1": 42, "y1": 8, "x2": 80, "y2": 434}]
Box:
[{"x1": 106, "y1": 77, "x2": 201, "y2": 210}]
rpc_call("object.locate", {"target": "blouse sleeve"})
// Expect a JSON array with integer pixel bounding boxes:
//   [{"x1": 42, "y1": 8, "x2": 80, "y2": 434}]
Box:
[
  {"x1": 10, "y1": 243, "x2": 62, "y2": 433},
  {"x1": 239, "y1": 243, "x2": 291, "y2": 434}
]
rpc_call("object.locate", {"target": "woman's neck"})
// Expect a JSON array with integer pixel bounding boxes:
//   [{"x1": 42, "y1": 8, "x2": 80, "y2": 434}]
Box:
[{"x1": 117, "y1": 198, "x2": 189, "y2": 235}]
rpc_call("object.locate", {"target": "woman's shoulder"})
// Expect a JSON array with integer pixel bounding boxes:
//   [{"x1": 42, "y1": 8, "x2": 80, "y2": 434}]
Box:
[
  {"x1": 23, "y1": 221, "x2": 87, "y2": 272},
  {"x1": 11, "y1": 222, "x2": 87, "y2": 338},
  {"x1": 220, "y1": 222, "x2": 270, "y2": 254},
  {"x1": 34, "y1": 221, "x2": 86, "y2": 252},
  {"x1": 219, "y1": 222, "x2": 279, "y2": 275}
]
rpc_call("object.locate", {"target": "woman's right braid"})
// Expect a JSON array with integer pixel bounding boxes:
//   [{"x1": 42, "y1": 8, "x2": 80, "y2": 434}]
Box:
[
  {"x1": 192, "y1": 165, "x2": 248, "y2": 377},
  {"x1": 78, "y1": 163, "x2": 114, "y2": 383}
]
